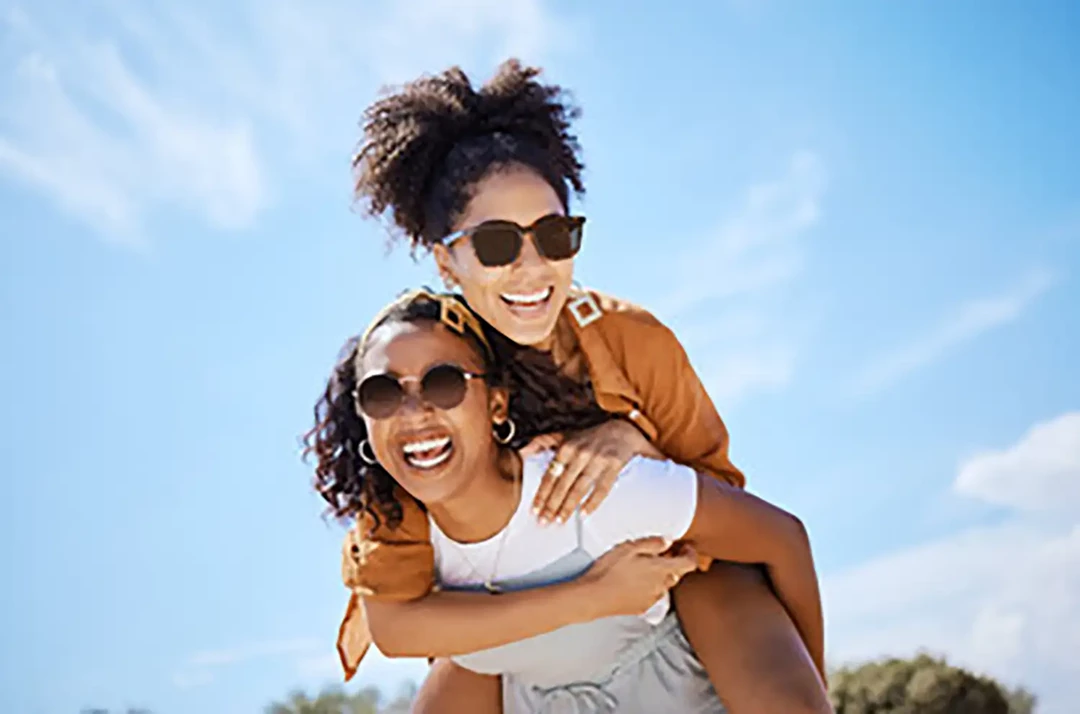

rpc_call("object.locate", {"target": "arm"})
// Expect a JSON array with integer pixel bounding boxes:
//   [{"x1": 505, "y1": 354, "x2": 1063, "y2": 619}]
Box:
[
  {"x1": 612, "y1": 311, "x2": 746, "y2": 487},
  {"x1": 682, "y1": 474, "x2": 826, "y2": 677},
  {"x1": 581, "y1": 456, "x2": 826, "y2": 679},
  {"x1": 365, "y1": 537, "x2": 695, "y2": 658},
  {"x1": 364, "y1": 581, "x2": 594, "y2": 658}
]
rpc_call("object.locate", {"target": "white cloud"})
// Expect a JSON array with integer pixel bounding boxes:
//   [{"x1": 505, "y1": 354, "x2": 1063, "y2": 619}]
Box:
[
  {"x1": 188, "y1": 637, "x2": 320, "y2": 667},
  {"x1": 364, "y1": 0, "x2": 578, "y2": 86},
  {"x1": 0, "y1": 0, "x2": 574, "y2": 243},
  {"x1": 662, "y1": 151, "x2": 826, "y2": 315},
  {"x1": 660, "y1": 151, "x2": 827, "y2": 407},
  {"x1": 172, "y1": 637, "x2": 320, "y2": 689},
  {"x1": 824, "y1": 412, "x2": 1080, "y2": 714},
  {"x1": 850, "y1": 268, "x2": 1056, "y2": 397},
  {"x1": 170, "y1": 669, "x2": 214, "y2": 690},
  {"x1": 956, "y1": 411, "x2": 1080, "y2": 516},
  {"x1": 1, "y1": 12, "x2": 264, "y2": 245},
  {"x1": 291, "y1": 647, "x2": 429, "y2": 689}
]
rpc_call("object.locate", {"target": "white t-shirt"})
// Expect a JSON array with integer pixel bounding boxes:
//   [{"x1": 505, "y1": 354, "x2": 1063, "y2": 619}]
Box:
[{"x1": 430, "y1": 451, "x2": 699, "y2": 622}]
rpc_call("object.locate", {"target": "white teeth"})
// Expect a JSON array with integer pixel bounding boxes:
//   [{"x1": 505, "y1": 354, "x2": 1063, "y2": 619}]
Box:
[
  {"x1": 407, "y1": 450, "x2": 452, "y2": 469},
  {"x1": 403, "y1": 436, "x2": 451, "y2": 454},
  {"x1": 500, "y1": 286, "x2": 553, "y2": 304},
  {"x1": 402, "y1": 436, "x2": 453, "y2": 470}
]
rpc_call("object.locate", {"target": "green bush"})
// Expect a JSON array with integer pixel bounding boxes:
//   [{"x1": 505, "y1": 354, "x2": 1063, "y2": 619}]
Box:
[{"x1": 829, "y1": 653, "x2": 1035, "y2": 714}]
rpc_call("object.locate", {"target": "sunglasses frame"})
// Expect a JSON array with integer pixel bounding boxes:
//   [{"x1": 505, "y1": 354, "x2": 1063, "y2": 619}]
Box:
[
  {"x1": 353, "y1": 362, "x2": 487, "y2": 419},
  {"x1": 442, "y1": 213, "x2": 585, "y2": 267}
]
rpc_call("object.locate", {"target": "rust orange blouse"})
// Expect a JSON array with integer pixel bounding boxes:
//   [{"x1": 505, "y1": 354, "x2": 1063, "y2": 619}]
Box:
[{"x1": 336, "y1": 289, "x2": 745, "y2": 679}]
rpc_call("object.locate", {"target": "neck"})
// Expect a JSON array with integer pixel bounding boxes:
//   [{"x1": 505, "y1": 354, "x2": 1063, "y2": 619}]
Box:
[
  {"x1": 548, "y1": 312, "x2": 587, "y2": 379},
  {"x1": 428, "y1": 449, "x2": 522, "y2": 543},
  {"x1": 536, "y1": 312, "x2": 580, "y2": 367}
]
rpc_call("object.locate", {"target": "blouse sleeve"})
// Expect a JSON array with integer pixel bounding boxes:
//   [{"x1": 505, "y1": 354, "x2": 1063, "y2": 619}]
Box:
[{"x1": 609, "y1": 310, "x2": 746, "y2": 488}]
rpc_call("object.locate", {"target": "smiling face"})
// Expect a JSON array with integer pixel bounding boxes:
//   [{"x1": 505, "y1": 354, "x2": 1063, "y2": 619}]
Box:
[
  {"x1": 355, "y1": 319, "x2": 508, "y2": 508},
  {"x1": 433, "y1": 166, "x2": 575, "y2": 349}
]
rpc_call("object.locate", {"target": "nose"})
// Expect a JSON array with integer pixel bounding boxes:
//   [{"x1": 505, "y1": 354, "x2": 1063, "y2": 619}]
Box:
[
  {"x1": 514, "y1": 233, "x2": 547, "y2": 269},
  {"x1": 398, "y1": 382, "x2": 436, "y2": 415}
]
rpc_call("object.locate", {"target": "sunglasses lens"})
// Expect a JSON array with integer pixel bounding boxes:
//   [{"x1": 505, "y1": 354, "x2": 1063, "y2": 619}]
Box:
[
  {"x1": 357, "y1": 375, "x2": 403, "y2": 419},
  {"x1": 532, "y1": 215, "x2": 582, "y2": 261},
  {"x1": 470, "y1": 225, "x2": 523, "y2": 267},
  {"x1": 421, "y1": 364, "x2": 469, "y2": 410}
]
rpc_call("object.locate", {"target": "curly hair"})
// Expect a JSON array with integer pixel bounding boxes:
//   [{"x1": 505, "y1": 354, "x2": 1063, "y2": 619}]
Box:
[
  {"x1": 353, "y1": 58, "x2": 585, "y2": 250},
  {"x1": 303, "y1": 294, "x2": 609, "y2": 531}
]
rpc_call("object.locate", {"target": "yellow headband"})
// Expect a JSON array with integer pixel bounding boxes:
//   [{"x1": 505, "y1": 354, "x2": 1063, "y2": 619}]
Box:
[{"x1": 358, "y1": 289, "x2": 494, "y2": 361}]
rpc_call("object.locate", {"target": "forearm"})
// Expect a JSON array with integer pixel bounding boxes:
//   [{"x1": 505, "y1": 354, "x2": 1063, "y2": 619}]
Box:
[
  {"x1": 365, "y1": 580, "x2": 598, "y2": 658},
  {"x1": 685, "y1": 476, "x2": 826, "y2": 678},
  {"x1": 765, "y1": 534, "x2": 826, "y2": 680}
]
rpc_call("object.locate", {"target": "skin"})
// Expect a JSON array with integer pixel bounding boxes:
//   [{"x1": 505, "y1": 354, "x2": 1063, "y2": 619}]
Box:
[
  {"x1": 359, "y1": 322, "x2": 698, "y2": 659},
  {"x1": 419, "y1": 164, "x2": 831, "y2": 713},
  {"x1": 433, "y1": 167, "x2": 574, "y2": 351},
  {"x1": 358, "y1": 321, "x2": 515, "y2": 542},
  {"x1": 361, "y1": 320, "x2": 828, "y2": 714}
]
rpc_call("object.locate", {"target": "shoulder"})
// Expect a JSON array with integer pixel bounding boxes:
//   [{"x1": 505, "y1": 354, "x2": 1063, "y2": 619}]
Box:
[
  {"x1": 584, "y1": 456, "x2": 700, "y2": 545},
  {"x1": 572, "y1": 288, "x2": 680, "y2": 344},
  {"x1": 594, "y1": 455, "x2": 698, "y2": 512},
  {"x1": 522, "y1": 451, "x2": 556, "y2": 489},
  {"x1": 617, "y1": 455, "x2": 698, "y2": 487}
]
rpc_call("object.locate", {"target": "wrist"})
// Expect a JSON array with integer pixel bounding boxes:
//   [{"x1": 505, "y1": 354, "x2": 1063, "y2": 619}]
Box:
[{"x1": 555, "y1": 577, "x2": 605, "y2": 624}]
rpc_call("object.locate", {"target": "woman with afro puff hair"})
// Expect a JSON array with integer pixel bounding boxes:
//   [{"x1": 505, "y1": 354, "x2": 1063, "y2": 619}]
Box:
[{"x1": 331, "y1": 59, "x2": 831, "y2": 713}]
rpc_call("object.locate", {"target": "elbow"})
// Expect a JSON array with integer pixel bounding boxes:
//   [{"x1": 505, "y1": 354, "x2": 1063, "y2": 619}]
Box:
[
  {"x1": 781, "y1": 690, "x2": 834, "y2": 714},
  {"x1": 788, "y1": 512, "x2": 810, "y2": 544},
  {"x1": 367, "y1": 624, "x2": 404, "y2": 659},
  {"x1": 367, "y1": 615, "x2": 420, "y2": 659},
  {"x1": 770, "y1": 510, "x2": 814, "y2": 567},
  {"x1": 779, "y1": 509, "x2": 810, "y2": 548},
  {"x1": 372, "y1": 638, "x2": 409, "y2": 659},
  {"x1": 371, "y1": 634, "x2": 421, "y2": 659}
]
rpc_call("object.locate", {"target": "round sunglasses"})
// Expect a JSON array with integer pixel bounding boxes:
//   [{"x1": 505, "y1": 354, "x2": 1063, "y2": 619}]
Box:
[
  {"x1": 442, "y1": 214, "x2": 585, "y2": 268},
  {"x1": 355, "y1": 363, "x2": 486, "y2": 419}
]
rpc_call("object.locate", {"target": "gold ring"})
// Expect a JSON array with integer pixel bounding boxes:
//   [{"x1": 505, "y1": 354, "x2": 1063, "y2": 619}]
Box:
[{"x1": 549, "y1": 461, "x2": 566, "y2": 478}]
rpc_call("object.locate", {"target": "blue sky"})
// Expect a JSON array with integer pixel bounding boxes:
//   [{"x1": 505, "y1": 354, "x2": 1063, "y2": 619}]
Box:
[{"x1": 2, "y1": 1, "x2": 1078, "y2": 712}]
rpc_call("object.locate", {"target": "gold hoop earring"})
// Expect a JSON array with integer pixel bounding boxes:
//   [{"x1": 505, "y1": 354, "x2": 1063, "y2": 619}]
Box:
[{"x1": 493, "y1": 418, "x2": 516, "y2": 445}]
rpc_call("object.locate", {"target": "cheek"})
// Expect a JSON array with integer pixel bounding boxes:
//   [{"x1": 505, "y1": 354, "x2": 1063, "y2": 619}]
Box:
[
  {"x1": 551, "y1": 259, "x2": 575, "y2": 289},
  {"x1": 456, "y1": 258, "x2": 510, "y2": 301},
  {"x1": 449, "y1": 391, "x2": 496, "y2": 445},
  {"x1": 365, "y1": 419, "x2": 397, "y2": 464}
]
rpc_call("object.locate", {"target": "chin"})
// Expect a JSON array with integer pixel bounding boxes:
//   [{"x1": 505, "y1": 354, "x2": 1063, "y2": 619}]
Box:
[
  {"x1": 491, "y1": 303, "x2": 565, "y2": 347},
  {"x1": 503, "y1": 323, "x2": 558, "y2": 347}
]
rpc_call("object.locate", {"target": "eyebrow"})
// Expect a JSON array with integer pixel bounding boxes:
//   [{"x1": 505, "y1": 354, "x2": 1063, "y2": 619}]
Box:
[{"x1": 359, "y1": 361, "x2": 479, "y2": 381}]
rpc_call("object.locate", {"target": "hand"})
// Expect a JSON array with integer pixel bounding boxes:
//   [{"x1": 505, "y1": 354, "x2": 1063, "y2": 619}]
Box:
[
  {"x1": 519, "y1": 432, "x2": 565, "y2": 457},
  {"x1": 578, "y1": 537, "x2": 698, "y2": 618},
  {"x1": 532, "y1": 418, "x2": 662, "y2": 524}
]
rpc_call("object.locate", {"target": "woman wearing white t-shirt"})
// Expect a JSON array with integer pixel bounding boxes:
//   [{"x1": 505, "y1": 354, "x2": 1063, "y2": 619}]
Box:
[{"x1": 307, "y1": 291, "x2": 823, "y2": 713}]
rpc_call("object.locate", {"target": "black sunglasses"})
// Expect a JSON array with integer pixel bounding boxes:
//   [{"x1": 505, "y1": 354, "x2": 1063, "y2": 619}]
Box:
[
  {"x1": 354, "y1": 364, "x2": 486, "y2": 419},
  {"x1": 442, "y1": 214, "x2": 585, "y2": 268}
]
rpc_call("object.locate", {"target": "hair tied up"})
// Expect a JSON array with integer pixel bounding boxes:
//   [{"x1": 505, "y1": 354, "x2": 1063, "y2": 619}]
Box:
[{"x1": 354, "y1": 58, "x2": 585, "y2": 251}]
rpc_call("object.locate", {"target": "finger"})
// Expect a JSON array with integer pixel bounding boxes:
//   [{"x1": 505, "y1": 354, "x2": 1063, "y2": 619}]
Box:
[
  {"x1": 623, "y1": 536, "x2": 672, "y2": 556},
  {"x1": 665, "y1": 568, "x2": 689, "y2": 590},
  {"x1": 554, "y1": 456, "x2": 615, "y2": 523},
  {"x1": 542, "y1": 432, "x2": 566, "y2": 449},
  {"x1": 657, "y1": 556, "x2": 697, "y2": 589},
  {"x1": 519, "y1": 433, "x2": 562, "y2": 457},
  {"x1": 580, "y1": 465, "x2": 620, "y2": 516},
  {"x1": 531, "y1": 442, "x2": 577, "y2": 516},
  {"x1": 591, "y1": 537, "x2": 660, "y2": 569},
  {"x1": 670, "y1": 552, "x2": 699, "y2": 578},
  {"x1": 538, "y1": 448, "x2": 592, "y2": 524},
  {"x1": 518, "y1": 438, "x2": 542, "y2": 457}
]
